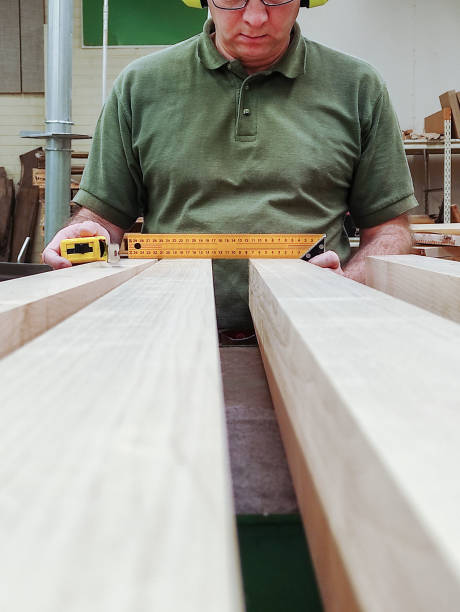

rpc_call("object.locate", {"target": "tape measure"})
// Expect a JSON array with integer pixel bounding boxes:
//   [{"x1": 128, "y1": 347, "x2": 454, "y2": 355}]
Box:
[
  {"x1": 60, "y1": 236, "x2": 120, "y2": 264},
  {"x1": 125, "y1": 233, "x2": 325, "y2": 260}
]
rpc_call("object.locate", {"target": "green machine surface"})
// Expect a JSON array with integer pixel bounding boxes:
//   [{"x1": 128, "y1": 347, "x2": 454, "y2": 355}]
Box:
[
  {"x1": 237, "y1": 515, "x2": 323, "y2": 612},
  {"x1": 82, "y1": 0, "x2": 206, "y2": 46}
]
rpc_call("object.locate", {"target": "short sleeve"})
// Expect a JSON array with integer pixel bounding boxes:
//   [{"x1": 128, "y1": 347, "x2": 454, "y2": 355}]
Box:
[
  {"x1": 73, "y1": 80, "x2": 145, "y2": 229},
  {"x1": 348, "y1": 86, "x2": 417, "y2": 228}
]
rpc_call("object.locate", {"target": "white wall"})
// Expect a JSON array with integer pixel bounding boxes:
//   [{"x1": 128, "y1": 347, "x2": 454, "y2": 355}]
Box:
[
  {"x1": 298, "y1": 0, "x2": 460, "y2": 212},
  {"x1": 298, "y1": 0, "x2": 460, "y2": 132}
]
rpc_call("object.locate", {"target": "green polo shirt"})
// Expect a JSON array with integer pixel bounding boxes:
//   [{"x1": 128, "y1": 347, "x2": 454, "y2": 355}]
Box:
[{"x1": 74, "y1": 20, "x2": 416, "y2": 329}]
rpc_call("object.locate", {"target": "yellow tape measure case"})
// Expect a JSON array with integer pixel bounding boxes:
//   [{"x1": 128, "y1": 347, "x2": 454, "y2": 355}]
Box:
[{"x1": 60, "y1": 236, "x2": 108, "y2": 264}]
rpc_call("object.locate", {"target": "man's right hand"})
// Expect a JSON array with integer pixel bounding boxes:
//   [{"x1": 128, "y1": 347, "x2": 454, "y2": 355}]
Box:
[{"x1": 42, "y1": 221, "x2": 111, "y2": 269}]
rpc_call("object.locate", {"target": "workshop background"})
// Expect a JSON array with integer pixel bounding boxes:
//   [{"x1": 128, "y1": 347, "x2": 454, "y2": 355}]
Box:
[{"x1": 1, "y1": 0, "x2": 459, "y2": 209}]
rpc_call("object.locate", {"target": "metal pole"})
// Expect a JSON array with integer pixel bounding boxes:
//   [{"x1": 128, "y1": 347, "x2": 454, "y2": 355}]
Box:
[
  {"x1": 44, "y1": 0, "x2": 73, "y2": 245},
  {"x1": 444, "y1": 107, "x2": 452, "y2": 224},
  {"x1": 102, "y1": 0, "x2": 109, "y2": 105}
]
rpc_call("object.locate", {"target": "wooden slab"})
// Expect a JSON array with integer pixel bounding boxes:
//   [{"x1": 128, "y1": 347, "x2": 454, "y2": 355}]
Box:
[
  {"x1": 10, "y1": 185, "x2": 39, "y2": 262},
  {"x1": 413, "y1": 245, "x2": 460, "y2": 260},
  {"x1": 0, "y1": 260, "x2": 155, "y2": 359},
  {"x1": 0, "y1": 259, "x2": 243, "y2": 612},
  {"x1": 366, "y1": 254, "x2": 460, "y2": 323},
  {"x1": 411, "y1": 223, "x2": 460, "y2": 235},
  {"x1": 249, "y1": 259, "x2": 460, "y2": 612},
  {"x1": 0, "y1": 168, "x2": 15, "y2": 259}
]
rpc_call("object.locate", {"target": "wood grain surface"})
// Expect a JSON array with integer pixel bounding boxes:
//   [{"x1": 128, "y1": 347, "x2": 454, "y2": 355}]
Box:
[
  {"x1": 249, "y1": 259, "x2": 460, "y2": 612},
  {"x1": 0, "y1": 260, "x2": 155, "y2": 359},
  {"x1": 0, "y1": 259, "x2": 243, "y2": 612},
  {"x1": 366, "y1": 254, "x2": 460, "y2": 323},
  {"x1": 411, "y1": 223, "x2": 460, "y2": 235}
]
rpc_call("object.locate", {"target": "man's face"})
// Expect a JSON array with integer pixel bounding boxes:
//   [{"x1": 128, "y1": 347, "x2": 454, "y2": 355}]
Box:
[{"x1": 209, "y1": 0, "x2": 300, "y2": 72}]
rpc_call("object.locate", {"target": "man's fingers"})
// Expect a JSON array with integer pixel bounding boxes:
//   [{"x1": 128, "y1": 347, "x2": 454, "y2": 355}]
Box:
[
  {"x1": 308, "y1": 250, "x2": 343, "y2": 273},
  {"x1": 309, "y1": 250, "x2": 340, "y2": 268},
  {"x1": 42, "y1": 221, "x2": 111, "y2": 269},
  {"x1": 42, "y1": 249, "x2": 72, "y2": 269}
]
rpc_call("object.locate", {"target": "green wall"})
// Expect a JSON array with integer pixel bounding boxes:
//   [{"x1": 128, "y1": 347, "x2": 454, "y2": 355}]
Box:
[{"x1": 82, "y1": 0, "x2": 206, "y2": 46}]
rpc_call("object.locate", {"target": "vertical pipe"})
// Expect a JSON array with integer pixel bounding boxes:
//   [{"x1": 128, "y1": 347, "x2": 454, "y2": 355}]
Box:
[
  {"x1": 44, "y1": 0, "x2": 73, "y2": 245},
  {"x1": 102, "y1": 0, "x2": 109, "y2": 105}
]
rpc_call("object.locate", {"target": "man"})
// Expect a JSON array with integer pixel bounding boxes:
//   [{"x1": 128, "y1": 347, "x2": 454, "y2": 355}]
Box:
[{"x1": 43, "y1": 0, "x2": 415, "y2": 330}]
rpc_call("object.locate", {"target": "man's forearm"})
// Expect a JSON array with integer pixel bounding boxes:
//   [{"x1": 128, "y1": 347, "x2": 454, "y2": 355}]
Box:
[
  {"x1": 69, "y1": 206, "x2": 125, "y2": 244},
  {"x1": 343, "y1": 216, "x2": 412, "y2": 284}
]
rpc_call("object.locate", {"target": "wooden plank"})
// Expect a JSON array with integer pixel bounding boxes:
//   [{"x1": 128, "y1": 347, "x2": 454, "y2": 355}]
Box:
[
  {"x1": 19, "y1": 0, "x2": 44, "y2": 92},
  {"x1": 10, "y1": 185, "x2": 39, "y2": 262},
  {"x1": 0, "y1": 259, "x2": 243, "y2": 612},
  {"x1": 440, "y1": 90, "x2": 460, "y2": 139},
  {"x1": 0, "y1": 0, "x2": 21, "y2": 93},
  {"x1": 413, "y1": 245, "x2": 460, "y2": 260},
  {"x1": 366, "y1": 254, "x2": 460, "y2": 323},
  {"x1": 0, "y1": 259, "x2": 155, "y2": 359},
  {"x1": 11, "y1": 148, "x2": 46, "y2": 262},
  {"x1": 412, "y1": 232, "x2": 460, "y2": 247},
  {"x1": 249, "y1": 259, "x2": 460, "y2": 612},
  {"x1": 411, "y1": 223, "x2": 460, "y2": 235},
  {"x1": 0, "y1": 168, "x2": 15, "y2": 260}
]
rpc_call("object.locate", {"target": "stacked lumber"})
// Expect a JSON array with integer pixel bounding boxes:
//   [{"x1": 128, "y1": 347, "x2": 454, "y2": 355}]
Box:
[
  {"x1": 0, "y1": 259, "x2": 243, "y2": 612},
  {"x1": 249, "y1": 259, "x2": 460, "y2": 612},
  {"x1": 411, "y1": 222, "x2": 460, "y2": 260}
]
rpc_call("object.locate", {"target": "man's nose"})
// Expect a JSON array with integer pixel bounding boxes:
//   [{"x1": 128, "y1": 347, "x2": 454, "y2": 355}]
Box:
[{"x1": 243, "y1": 0, "x2": 269, "y2": 27}]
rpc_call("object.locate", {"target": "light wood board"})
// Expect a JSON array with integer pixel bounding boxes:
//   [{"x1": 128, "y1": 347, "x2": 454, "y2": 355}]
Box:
[
  {"x1": 249, "y1": 259, "x2": 460, "y2": 612},
  {"x1": 366, "y1": 254, "x2": 460, "y2": 323},
  {"x1": 413, "y1": 246, "x2": 460, "y2": 260},
  {"x1": 0, "y1": 259, "x2": 243, "y2": 612},
  {"x1": 0, "y1": 260, "x2": 155, "y2": 359},
  {"x1": 411, "y1": 223, "x2": 460, "y2": 235}
]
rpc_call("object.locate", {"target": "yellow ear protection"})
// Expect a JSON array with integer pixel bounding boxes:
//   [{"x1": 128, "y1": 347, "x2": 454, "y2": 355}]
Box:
[{"x1": 183, "y1": 0, "x2": 328, "y2": 7}]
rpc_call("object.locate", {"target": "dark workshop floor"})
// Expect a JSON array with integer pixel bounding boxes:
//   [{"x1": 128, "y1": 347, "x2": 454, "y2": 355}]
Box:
[{"x1": 220, "y1": 346, "x2": 323, "y2": 612}]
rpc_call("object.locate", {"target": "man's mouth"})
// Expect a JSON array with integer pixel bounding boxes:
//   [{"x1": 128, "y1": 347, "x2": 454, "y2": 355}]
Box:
[{"x1": 239, "y1": 34, "x2": 268, "y2": 40}]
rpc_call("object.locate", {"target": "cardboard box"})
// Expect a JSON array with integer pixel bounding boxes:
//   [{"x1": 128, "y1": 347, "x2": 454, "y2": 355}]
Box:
[
  {"x1": 424, "y1": 110, "x2": 444, "y2": 135},
  {"x1": 439, "y1": 90, "x2": 460, "y2": 138}
]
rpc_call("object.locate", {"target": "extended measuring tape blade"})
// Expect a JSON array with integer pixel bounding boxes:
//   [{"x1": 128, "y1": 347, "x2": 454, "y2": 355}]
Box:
[{"x1": 125, "y1": 233, "x2": 326, "y2": 260}]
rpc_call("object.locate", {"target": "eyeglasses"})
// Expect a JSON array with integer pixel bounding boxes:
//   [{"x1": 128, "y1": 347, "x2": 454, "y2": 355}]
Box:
[{"x1": 211, "y1": 0, "x2": 296, "y2": 10}]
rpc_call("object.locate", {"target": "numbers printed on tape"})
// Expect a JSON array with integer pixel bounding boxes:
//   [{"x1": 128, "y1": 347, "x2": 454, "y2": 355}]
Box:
[{"x1": 126, "y1": 233, "x2": 325, "y2": 259}]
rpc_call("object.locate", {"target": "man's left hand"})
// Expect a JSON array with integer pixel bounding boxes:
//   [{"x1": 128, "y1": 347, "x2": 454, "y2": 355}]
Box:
[{"x1": 308, "y1": 250, "x2": 344, "y2": 275}]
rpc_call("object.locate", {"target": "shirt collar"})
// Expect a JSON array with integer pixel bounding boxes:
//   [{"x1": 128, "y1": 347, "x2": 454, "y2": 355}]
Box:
[{"x1": 197, "y1": 19, "x2": 307, "y2": 78}]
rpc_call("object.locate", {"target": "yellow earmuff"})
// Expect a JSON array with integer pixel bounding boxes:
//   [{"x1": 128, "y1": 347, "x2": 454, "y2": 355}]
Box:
[
  {"x1": 182, "y1": 0, "x2": 207, "y2": 7},
  {"x1": 181, "y1": 0, "x2": 329, "y2": 7}
]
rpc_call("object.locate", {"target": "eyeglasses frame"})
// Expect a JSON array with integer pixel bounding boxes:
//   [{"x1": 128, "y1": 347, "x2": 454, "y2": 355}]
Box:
[{"x1": 210, "y1": 0, "x2": 296, "y2": 10}]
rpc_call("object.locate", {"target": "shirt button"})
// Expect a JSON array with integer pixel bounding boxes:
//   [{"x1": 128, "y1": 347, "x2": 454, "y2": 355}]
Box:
[
  {"x1": 243, "y1": 108, "x2": 251, "y2": 116},
  {"x1": 244, "y1": 84, "x2": 250, "y2": 90},
  {"x1": 227, "y1": 64, "x2": 232, "y2": 70}
]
